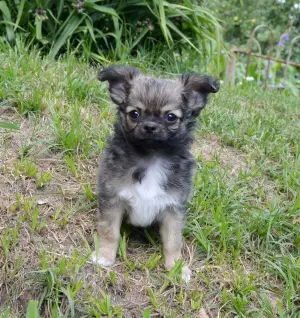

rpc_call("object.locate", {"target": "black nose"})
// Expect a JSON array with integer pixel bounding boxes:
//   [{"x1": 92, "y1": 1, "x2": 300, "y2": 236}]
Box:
[{"x1": 143, "y1": 123, "x2": 157, "y2": 133}]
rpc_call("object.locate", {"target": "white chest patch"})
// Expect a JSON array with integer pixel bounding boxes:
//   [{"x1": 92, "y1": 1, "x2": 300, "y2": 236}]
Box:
[{"x1": 119, "y1": 159, "x2": 177, "y2": 227}]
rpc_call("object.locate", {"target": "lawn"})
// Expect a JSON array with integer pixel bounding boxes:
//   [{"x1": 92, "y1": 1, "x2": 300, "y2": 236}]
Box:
[{"x1": 0, "y1": 42, "x2": 299, "y2": 317}]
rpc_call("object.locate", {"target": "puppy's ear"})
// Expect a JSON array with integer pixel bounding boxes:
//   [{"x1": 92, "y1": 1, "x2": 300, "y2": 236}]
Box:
[
  {"x1": 98, "y1": 65, "x2": 141, "y2": 105},
  {"x1": 181, "y1": 73, "x2": 219, "y2": 117}
]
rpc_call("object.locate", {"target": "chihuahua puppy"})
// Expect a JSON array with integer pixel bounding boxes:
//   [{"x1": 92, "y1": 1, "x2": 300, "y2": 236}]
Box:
[{"x1": 92, "y1": 65, "x2": 219, "y2": 281}]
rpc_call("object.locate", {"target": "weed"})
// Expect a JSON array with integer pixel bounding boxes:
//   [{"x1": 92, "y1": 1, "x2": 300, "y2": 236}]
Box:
[
  {"x1": 87, "y1": 292, "x2": 123, "y2": 318},
  {"x1": 9, "y1": 192, "x2": 21, "y2": 213},
  {"x1": 36, "y1": 171, "x2": 52, "y2": 189},
  {"x1": 1, "y1": 227, "x2": 20, "y2": 259},
  {"x1": 143, "y1": 252, "x2": 162, "y2": 271},
  {"x1": 118, "y1": 233, "x2": 136, "y2": 271},
  {"x1": 64, "y1": 155, "x2": 78, "y2": 176},
  {"x1": 147, "y1": 287, "x2": 159, "y2": 309},
  {"x1": 82, "y1": 183, "x2": 96, "y2": 201},
  {"x1": 142, "y1": 308, "x2": 151, "y2": 318},
  {"x1": 14, "y1": 159, "x2": 38, "y2": 178}
]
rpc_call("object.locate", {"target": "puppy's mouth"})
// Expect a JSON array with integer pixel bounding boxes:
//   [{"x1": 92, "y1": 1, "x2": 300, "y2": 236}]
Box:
[
  {"x1": 127, "y1": 122, "x2": 169, "y2": 142},
  {"x1": 136, "y1": 133, "x2": 167, "y2": 141},
  {"x1": 122, "y1": 124, "x2": 188, "y2": 152},
  {"x1": 128, "y1": 136, "x2": 170, "y2": 152}
]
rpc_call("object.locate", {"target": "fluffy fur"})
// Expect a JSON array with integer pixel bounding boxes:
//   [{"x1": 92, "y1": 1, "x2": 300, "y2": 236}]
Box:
[
  {"x1": 92, "y1": 65, "x2": 219, "y2": 281},
  {"x1": 119, "y1": 158, "x2": 179, "y2": 227}
]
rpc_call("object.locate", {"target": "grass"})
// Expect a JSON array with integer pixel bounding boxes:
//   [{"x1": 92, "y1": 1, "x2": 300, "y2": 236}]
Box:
[{"x1": 0, "y1": 41, "x2": 299, "y2": 317}]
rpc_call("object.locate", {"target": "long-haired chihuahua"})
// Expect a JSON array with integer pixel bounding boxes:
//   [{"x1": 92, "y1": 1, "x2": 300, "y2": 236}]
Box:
[{"x1": 92, "y1": 65, "x2": 219, "y2": 281}]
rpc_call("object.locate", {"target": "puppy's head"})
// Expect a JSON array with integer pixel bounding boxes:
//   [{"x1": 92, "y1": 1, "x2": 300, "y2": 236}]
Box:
[{"x1": 99, "y1": 65, "x2": 219, "y2": 144}]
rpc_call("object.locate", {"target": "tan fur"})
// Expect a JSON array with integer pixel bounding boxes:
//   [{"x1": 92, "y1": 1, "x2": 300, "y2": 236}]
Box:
[
  {"x1": 160, "y1": 105, "x2": 183, "y2": 118},
  {"x1": 92, "y1": 206, "x2": 124, "y2": 266},
  {"x1": 159, "y1": 208, "x2": 184, "y2": 269}
]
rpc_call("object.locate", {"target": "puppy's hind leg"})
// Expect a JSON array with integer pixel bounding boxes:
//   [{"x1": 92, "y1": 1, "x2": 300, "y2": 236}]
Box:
[
  {"x1": 91, "y1": 202, "x2": 124, "y2": 267},
  {"x1": 160, "y1": 207, "x2": 191, "y2": 282}
]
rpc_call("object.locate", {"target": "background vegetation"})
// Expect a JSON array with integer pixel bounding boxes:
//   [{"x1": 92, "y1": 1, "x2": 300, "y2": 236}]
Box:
[
  {"x1": 0, "y1": 0, "x2": 222, "y2": 68},
  {"x1": 1, "y1": 0, "x2": 299, "y2": 92},
  {"x1": 206, "y1": 0, "x2": 300, "y2": 93},
  {"x1": 206, "y1": 0, "x2": 300, "y2": 58}
]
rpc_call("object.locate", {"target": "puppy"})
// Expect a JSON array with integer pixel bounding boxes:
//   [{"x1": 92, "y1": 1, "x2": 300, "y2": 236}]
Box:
[{"x1": 92, "y1": 65, "x2": 219, "y2": 281}]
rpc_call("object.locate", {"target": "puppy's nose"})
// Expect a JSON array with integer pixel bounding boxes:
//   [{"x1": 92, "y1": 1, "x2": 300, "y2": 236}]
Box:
[{"x1": 143, "y1": 123, "x2": 157, "y2": 133}]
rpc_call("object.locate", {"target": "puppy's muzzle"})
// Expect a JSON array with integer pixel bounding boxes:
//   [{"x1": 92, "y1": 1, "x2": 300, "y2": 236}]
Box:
[
  {"x1": 143, "y1": 122, "x2": 157, "y2": 134},
  {"x1": 133, "y1": 121, "x2": 167, "y2": 141}
]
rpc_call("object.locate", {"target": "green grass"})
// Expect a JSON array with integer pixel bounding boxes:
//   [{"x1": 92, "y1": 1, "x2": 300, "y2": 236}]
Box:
[{"x1": 0, "y1": 41, "x2": 299, "y2": 317}]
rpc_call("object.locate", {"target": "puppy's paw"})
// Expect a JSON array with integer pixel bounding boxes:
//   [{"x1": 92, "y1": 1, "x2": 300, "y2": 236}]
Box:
[
  {"x1": 182, "y1": 265, "x2": 191, "y2": 282},
  {"x1": 91, "y1": 251, "x2": 115, "y2": 267}
]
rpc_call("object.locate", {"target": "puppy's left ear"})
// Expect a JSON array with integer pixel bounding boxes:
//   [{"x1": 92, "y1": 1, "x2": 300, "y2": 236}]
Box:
[
  {"x1": 181, "y1": 73, "x2": 219, "y2": 117},
  {"x1": 98, "y1": 65, "x2": 141, "y2": 105}
]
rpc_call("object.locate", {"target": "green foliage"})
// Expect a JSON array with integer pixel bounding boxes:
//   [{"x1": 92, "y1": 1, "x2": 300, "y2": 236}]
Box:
[
  {"x1": 0, "y1": 0, "x2": 221, "y2": 63},
  {"x1": 36, "y1": 171, "x2": 52, "y2": 189},
  {"x1": 206, "y1": 0, "x2": 300, "y2": 57},
  {"x1": 16, "y1": 160, "x2": 38, "y2": 178},
  {"x1": 206, "y1": 0, "x2": 300, "y2": 93},
  {"x1": 234, "y1": 58, "x2": 300, "y2": 96},
  {"x1": 87, "y1": 292, "x2": 123, "y2": 317}
]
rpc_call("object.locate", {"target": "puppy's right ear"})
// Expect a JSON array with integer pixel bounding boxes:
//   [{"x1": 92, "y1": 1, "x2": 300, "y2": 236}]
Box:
[{"x1": 98, "y1": 65, "x2": 141, "y2": 105}]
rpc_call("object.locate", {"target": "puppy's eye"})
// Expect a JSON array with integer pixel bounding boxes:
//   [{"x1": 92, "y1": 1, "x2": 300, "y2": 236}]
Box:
[
  {"x1": 128, "y1": 110, "x2": 140, "y2": 120},
  {"x1": 166, "y1": 113, "x2": 178, "y2": 122}
]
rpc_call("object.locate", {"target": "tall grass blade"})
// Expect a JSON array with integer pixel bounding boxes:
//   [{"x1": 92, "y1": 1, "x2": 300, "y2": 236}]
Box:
[
  {"x1": 89, "y1": 52, "x2": 110, "y2": 63},
  {"x1": 83, "y1": 2, "x2": 119, "y2": 17},
  {"x1": 35, "y1": 16, "x2": 43, "y2": 41},
  {"x1": 49, "y1": 12, "x2": 84, "y2": 59},
  {"x1": 155, "y1": 0, "x2": 171, "y2": 46},
  {"x1": 166, "y1": 19, "x2": 201, "y2": 54},
  {"x1": 57, "y1": 0, "x2": 65, "y2": 21},
  {"x1": 112, "y1": 15, "x2": 122, "y2": 58},
  {"x1": 84, "y1": 17, "x2": 96, "y2": 43},
  {"x1": 61, "y1": 287, "x2": 75, "y2": 318},
  {"x1": 0, "y1": 1, "x2": 14, "y2": 42},
  {"x1": 14, "y1": 0, "x2": 25, "y2": 31},
  {"x1": 130, "y1": 27, "x2": 149, "y2": 51}
]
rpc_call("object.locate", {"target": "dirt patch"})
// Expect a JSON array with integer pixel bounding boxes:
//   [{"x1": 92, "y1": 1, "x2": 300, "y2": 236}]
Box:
[
  {"x1": 192, "y1": 134, "x2": 248, "y2": 175},
  {"x1": 0, "y1": 109, "x2": 56, "y2": 162}
]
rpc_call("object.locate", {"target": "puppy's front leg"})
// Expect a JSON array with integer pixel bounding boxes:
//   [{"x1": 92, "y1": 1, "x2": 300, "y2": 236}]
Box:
[
  {"x1": 91, "y1": 203, "x2": 123, "y2": 267},
  {"x1": 160, "y1": 207, "x2": 191, "y2": 282}
]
